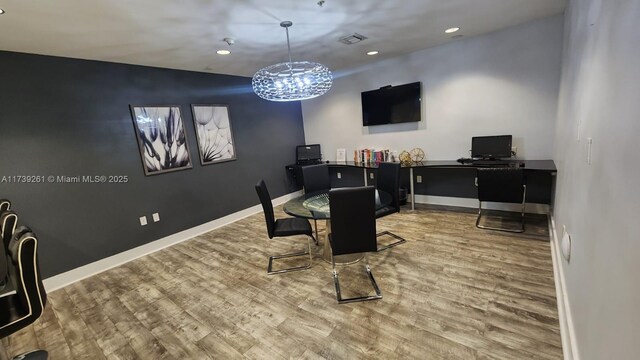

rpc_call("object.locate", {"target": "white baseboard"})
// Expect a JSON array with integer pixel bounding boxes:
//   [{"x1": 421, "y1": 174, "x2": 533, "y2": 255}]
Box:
[
  {"x1": 548, "y1": 214, "x2": 580, "y2": 360},
  {"x1": 43, "y1": 190, "x2": 303, "y2": 292},
  {"x1": 413, "y1": 194, "x2": 550, "y2": 214}
]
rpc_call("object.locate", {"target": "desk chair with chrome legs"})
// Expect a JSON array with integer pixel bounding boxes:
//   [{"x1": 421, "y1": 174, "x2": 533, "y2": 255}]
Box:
[
  {"x1": 328, "y1": 186, "x2": 382, "y2": 304},
  {"x1": 301, "y1": 164, "x2": 330, "y2": 244},
  {"x1": 475, "y1": 167, "x2": 527, "y2": 233},
  {"x1": 255, "y1": 180, "x2": 315, "y2": 275},
  {"x1": 375, "y1": 162, "x2": 407, "y2": 251}
]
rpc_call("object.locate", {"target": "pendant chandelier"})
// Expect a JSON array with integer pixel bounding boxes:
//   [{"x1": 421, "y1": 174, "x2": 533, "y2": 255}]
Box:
[{"x1": 252, "y1": 21, "x2": 332, "y2": 102}]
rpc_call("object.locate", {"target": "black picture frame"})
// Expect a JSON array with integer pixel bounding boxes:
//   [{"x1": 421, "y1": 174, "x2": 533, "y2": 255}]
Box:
[
  {"x1": 191, "y1": 104, "x2": 237, "y2": 166},
  {"x1": 130, "y1": 105, "x2": 193, "y2": 176}
]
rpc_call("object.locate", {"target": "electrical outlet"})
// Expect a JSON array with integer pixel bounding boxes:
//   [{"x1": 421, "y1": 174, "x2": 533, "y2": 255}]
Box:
[
  {"x1": 416, "y1": 175, "x2": 422, "y2": 183},
  {"x1": 337, "y1": 172, "x2": 342, "y2": 179},
  {"x1": 511, "y1": 146, "x2": 517, "y2": 156},
  {"x1": 152, "y1": 213, "x2": 160, "y2": 222},
  {"x1": 139, "y1": 216, "x2": 147, "y2": 226},
  {"x1": 369, "y1": 173, "x2": 374, "y2": 179}
]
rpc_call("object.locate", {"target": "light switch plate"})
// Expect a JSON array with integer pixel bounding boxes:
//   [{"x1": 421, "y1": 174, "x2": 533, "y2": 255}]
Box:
[
  {"x1": 139, "y1": 216, "x2": 147, "y2": 226},
  {"x1": 337, "y1": 172, "x2": 342, "y2": 179},
  {"x1": 152, "y1": 213, "x2": 160, "y2": 222}
]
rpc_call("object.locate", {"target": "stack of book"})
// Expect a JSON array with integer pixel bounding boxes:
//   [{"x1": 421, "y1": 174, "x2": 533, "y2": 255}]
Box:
[{"x1": 354, "y1": 149, "x2": 391, "y2": 164}]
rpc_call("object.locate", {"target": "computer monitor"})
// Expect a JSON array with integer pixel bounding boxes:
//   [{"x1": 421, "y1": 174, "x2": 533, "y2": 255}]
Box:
[
  {"x1": 471, "y1": 135, "x2": 512, "y2": 159},
  {"x1": 296, "y1": 144, "x2": 322, "y2": 162}
]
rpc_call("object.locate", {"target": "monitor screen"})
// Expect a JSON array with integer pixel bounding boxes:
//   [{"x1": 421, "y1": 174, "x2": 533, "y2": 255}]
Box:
[
  {"x1": 361, "y1": 82, "x2": 421, "y2": 126},
  {"x1": 296, "y1": 144, "x2": 321, "y2": 161},
  {"x1": 471, "y1": 135, "x2": 513, "y2": 159}
]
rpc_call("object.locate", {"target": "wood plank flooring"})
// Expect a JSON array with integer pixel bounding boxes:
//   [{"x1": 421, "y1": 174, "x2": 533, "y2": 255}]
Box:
[{"x1": 1, "y1": 205, "x2": 562, "y2": 359}]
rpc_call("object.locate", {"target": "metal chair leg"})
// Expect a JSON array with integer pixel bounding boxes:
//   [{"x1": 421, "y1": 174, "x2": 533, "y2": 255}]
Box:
[
  {"x1": 476, "y1": 200, "x2": 525, "y2": 233},
  {"x1": 331, "y1": 254, "x2": 382, "y2": 304},
  {"x1": 267, "y1": 236, "x2": 313, "y2": 275},
  {"x1": 313, "y1": 220, "x2": 320, "y2": 245},
  {"x1": 376, "y1": 231, "x2": 407, "y2": 251}
]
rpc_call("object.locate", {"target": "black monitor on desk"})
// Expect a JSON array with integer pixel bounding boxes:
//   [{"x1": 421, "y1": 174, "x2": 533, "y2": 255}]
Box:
[
  {"x1": 296, "y1": 144, "x2": 322, "y2": 165},
  {"x1": 471, "y1": 135, "x2": 512, "y2": 160}
]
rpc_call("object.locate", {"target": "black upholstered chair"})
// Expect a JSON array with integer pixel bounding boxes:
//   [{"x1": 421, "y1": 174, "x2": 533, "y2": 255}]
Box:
[
  {"x1": 301, "y1": 164, "x2": 331, "y2": 242},
  {"x1": 0, "y1": 227, "x2": 48, "y2": 360},
  {"x1": 328, "y1": 186, "x2": 382, "y2": 304},
  {"x1": 255, "y1": 180, "x2": 315, "y2": 275},
  {"x1": 475, "y1": 167, "x2": 527, "y2": 232},
  {"x1": 375, "y1": 162, "x2": 407, "y2": 251}
]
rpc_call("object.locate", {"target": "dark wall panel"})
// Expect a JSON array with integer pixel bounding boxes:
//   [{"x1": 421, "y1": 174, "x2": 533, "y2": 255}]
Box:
[{"x1": 0, "y1": 51, "x2": 305, "y2": 278}]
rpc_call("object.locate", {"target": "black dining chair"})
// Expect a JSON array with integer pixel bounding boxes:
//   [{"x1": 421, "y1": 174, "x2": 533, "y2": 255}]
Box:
[
  {"x1": 0, "y1": 227, "x2": 49, "y2": 360},
  {"x1": 375, "y1": 162, "x2": 407, "y2": 251},
  {"x1": 475, "y1": 167, "x2": 527, "y2": 232},
  {"x1": 328, "y1": 186, "x2": 382, "y2": 304},
  {"x1": 301, "y1": 164, "x2": 331, "y2": 242},
  {"x1": 255, "y1": 180, "x2": 315, "y2": 275}
]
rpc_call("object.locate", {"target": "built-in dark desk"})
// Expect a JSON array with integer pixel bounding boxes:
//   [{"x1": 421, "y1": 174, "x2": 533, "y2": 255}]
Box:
[{"x1": 286, "y1": 160, "x2": 557, "y2": 211}]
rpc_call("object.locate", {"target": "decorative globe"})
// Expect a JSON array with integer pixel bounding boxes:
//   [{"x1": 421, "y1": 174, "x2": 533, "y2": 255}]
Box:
[
  {"x1": 399, "y1": 151, "x2": 412, "y2": 166},
  {"x1": 410, "y1": 148, "x2": 426, "y2": 162},
  {"x1": 252, "y1": 61, "x2": 333, "y2": 102}
]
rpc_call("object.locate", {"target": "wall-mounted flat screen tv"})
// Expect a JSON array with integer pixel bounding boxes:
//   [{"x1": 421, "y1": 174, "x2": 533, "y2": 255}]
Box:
[{"x1": 361, "y1": 82, "x2": 421, "y2": 126}]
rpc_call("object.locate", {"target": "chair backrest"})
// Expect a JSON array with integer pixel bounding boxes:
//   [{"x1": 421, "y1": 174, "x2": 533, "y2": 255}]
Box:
[
  {"x1": 1, "y1": 210, "x2": 18, "y2": 249},
  {"x1": 329, "y1": 186, "x2": 377, "y2": 256},
  {"x1": 0, "y1": 228, "x2": 47, "y2": 339},
  {"x1": 0, "y1": 199, "x2": 10, "y2": 213},
  {"x1": 377, "y1": 162, "x2": 400, "y2": 212},
  {"x1": 255, "y1": 180, "x2": 276, "y2": 239},
  {"x1": 301, "y1": 164, "x2": 331, "y2": 194},
  {"x1": 476, "y1": 168, "x2": 525, "y2": 203}
]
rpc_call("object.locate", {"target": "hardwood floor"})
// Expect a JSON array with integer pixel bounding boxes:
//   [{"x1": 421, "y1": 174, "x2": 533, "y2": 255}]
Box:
[{"x1": 1, "y1": 204, "x2": 562, "y2": 359}]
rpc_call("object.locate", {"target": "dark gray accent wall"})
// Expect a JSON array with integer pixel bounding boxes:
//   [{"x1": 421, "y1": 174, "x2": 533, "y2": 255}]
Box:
[{"x1": 0, "y1": 51, "x2": 305, "y2": 278}]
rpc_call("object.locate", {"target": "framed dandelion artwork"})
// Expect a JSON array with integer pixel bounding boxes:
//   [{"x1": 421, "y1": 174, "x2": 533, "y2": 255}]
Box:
[{"x1": 191, "y1": 105, "x2": 237, "y2": 165}]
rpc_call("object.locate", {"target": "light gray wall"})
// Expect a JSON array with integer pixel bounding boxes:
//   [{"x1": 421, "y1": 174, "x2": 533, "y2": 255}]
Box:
[
  {"x1": 302, "y1": 15, "x2": 564, "y2": 161},
  {"x1": 553, "y1": 0, "x2": 640, "y2": 358}
]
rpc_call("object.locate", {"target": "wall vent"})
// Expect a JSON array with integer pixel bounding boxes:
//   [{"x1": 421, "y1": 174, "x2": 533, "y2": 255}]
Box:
[{"x1": 338, "y1": 33, "x2": 368, "y2": 45}]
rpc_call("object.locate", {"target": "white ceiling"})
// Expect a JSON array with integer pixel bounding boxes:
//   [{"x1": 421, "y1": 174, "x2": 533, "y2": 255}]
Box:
[{"x1": 0, "y1": 0, "x2": 566, "y2": 77}]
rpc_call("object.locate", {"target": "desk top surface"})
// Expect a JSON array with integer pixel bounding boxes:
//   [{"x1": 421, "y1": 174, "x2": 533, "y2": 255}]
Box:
[{"x1": 322, "y1": 159, "x2": 557, "y2": 172}]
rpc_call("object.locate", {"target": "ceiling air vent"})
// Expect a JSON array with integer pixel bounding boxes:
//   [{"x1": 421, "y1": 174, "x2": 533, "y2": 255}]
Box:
[{"x1": 338, "y1": 33, "x2": 368, "y2": 45}]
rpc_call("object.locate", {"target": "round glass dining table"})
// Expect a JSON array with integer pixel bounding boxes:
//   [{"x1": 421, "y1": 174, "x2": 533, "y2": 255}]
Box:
[{"x1": 283, "y1": 189, "x2": 392, "y2": 263}]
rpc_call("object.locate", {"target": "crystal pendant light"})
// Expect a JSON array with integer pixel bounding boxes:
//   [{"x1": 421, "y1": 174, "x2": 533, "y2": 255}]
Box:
[{"x1": 252, "y1": 21, "x2": 332, "y2": 102}]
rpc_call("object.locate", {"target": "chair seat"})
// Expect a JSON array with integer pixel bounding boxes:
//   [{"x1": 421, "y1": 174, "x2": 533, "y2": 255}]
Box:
[
  {"x1": 375, "y1": 206, "x2": 398, "y2": 219},
  {"x1": 274, "y1": 218, "x2": 313, "y2": 237}
]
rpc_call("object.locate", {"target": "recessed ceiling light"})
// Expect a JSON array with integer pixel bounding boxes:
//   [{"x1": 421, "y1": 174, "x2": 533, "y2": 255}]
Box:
[
  {"x1": 0, "y1": 9, "x2": 5, "y2": 15},
  {"x1": 367, "y1": 51, "x2": 379, "y2": 56},
  {"x1": 445, "y1": 27, "x2": 460, "y2": 34},
  {"x1": 216, "y1": 50, "x2": 231, "y2": 55}
]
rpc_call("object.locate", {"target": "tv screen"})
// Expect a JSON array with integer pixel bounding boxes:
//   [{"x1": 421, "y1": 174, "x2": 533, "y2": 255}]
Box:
[
  {"x1": 471, "y1": 135, "x2": 513, "y2": 159},
  {"x1": 361, "y1": 82, "x2": 421, "y2": 126}
]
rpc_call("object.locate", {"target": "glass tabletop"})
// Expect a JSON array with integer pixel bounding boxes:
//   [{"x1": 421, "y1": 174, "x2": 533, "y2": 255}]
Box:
[{"x1": 283, "y1": 188, "x2": 392, "y2": 220}]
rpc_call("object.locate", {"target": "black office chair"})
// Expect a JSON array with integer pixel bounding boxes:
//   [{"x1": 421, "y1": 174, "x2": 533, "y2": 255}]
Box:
[
  {"x1": 328, "y1": 186, "x2": 382, "y2": 304},
  {"x1": 0, "y1": 227, "x2": 48, "y2": 360},
  {"x1": 255, "y1": 180, "x2": 315, "y2": 275},
  {"x1": 301, "y1": 164, "x2": 331, "y2": 243},
  {"x1": 475, "y1": 167, "x2": 527, "y2": 233},
  {"x1": 375, "y1": 162, "x2": 407, "y2": 251}
]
